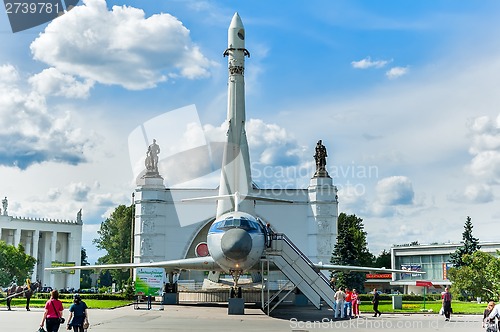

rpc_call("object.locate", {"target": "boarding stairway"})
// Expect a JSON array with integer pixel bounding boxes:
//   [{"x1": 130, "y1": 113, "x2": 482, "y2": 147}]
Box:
[{"x1": 261, "y1": 233, "x2": 335, "y2": 314}]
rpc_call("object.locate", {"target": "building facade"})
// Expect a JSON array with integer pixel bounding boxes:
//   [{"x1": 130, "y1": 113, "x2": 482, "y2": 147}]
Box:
[
  {"x1": 133, "y1": 166, "x2": 339, "y2": 283},
  {"x1": 0, "y1": 198, "x2": 82, "y2": 290},
  {"x1": 391, "y1": 242, "x2": 500, "y2": 294}
]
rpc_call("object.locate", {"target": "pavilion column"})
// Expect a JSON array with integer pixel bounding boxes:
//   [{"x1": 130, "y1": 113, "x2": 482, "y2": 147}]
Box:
[
  {"x1": 7, "y1": 230, "x2": 14, "y2": 245},
  {"x1": 32, "y1": 230, "x2": 40, "y2": 281},
  {"x1": 50, "y1": 231, "x2": 57, "y2": 287},
  {"x1": 14, "y1": 229, "x2": 21, "y2": 247},
  {"x1": 26, "y1": 231, "x2": 32, "y2": 255}
]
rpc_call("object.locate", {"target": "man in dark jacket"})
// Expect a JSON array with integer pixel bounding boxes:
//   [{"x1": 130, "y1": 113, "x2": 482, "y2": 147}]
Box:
[{"x1": 372, "y1": 288, "x2": 381, "y2": 317}]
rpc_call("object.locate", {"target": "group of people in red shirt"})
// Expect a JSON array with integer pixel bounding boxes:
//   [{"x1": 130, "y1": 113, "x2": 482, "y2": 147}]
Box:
[{"x1": 333, "y1": 287, "x2": 361, "y2": 319}]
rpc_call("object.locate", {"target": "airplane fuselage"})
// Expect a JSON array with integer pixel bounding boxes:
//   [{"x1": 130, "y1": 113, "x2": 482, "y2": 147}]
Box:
[{"x1": 207, "y1": 211, "x2": 266, "y2": 273}]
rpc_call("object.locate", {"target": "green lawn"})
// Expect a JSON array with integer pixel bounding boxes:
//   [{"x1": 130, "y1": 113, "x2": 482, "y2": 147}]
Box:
[
  {"x1": 360, "y1": 300, "x2": 487, "y2": 315},
  {"x1": 5, "y1": 298, "x2": 133, "y2": 309},
  {"x1": 4, "y1": 298, "x2": 488, "y2": 314}
]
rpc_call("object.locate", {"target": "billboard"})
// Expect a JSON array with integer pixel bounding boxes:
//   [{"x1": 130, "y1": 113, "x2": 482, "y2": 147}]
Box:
[
  {"x1": 135, "y1": 268, "x2": 165, "y2": 296},
  {"x1": 50, "y1": 261, "x2": 76, "y2": 274},
  {"x1": 401, "y1": 264, "x2": 422, "y2": 279}
]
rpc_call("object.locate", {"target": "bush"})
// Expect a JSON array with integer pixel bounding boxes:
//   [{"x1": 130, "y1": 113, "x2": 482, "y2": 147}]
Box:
[
  {"x1": 35, "y1": 293, "x2": 127, "y2": 300},
  {"x1": 357, "y1": 293, "x2": 442, "y2": 302}
]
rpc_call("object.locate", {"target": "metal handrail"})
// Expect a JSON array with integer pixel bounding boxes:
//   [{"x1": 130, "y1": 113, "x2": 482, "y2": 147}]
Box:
[{"x1": 270, "y1": 233, "x2": 330, "y2": 286}]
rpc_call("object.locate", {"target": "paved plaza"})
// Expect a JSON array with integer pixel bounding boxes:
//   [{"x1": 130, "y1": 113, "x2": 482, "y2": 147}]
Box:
[{"x1": 0, "y1": 304, "x2": 486, "y2": 331}]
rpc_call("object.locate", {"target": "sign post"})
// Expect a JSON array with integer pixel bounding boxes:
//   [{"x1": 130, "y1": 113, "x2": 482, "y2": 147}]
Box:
[{"x1": 416, "y1": 280, "x2": 433, "y2": 310}]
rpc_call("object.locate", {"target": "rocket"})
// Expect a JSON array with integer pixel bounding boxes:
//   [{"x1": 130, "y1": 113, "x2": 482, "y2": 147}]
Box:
[{"x1": 217, "y1": 13, "x2": 253, "y2": 217}]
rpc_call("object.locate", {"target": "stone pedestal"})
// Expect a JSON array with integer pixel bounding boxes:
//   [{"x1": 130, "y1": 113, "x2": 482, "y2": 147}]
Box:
[
  {"x1": 134, "y1": 174, "x2": 167, "y2": 267},
  {"x1": 162, "y1": 293, "x2": 179, "y2": 305},
  {"x1": 307, "y1": 176, "x2": 338, "y2": 268},
  {"x1": 294, "y1": 293, "x2": 309, "y2": 306},
  {"x1": 228, "y1": 298, "x2": 245, "y2": 315}
]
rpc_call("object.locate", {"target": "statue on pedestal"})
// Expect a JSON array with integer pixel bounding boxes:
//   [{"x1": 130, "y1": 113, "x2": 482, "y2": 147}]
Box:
[
  {"x1": 2, "y1": 197, "x2": 8, "y2": 216},
  {"x1": 313, "y1": 140, "x2": 330, "y2": 178},
  {"x1": 145, "y1": 139, "x2": 160, "y2": 174}
]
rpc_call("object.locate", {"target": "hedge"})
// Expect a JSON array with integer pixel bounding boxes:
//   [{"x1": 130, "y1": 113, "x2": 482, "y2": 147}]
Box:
[
  {"x1": 35, "y1": 293, "x2": 127, "y2": 300},
  {"x1": 357, "y1": 294, "x2": 442, "y2": 302}
]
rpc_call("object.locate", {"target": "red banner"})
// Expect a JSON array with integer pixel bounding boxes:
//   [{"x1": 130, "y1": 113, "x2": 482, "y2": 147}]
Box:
[
  {"x1": 416, "y1": 280, "x2": 433, "y2": 287},
  {"x1": 366, "y1": 273, "x2": 392, "y2": 279}
]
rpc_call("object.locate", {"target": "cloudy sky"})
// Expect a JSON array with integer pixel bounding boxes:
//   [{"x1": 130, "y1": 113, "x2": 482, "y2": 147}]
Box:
[{"x1": 1, "y1": 0, "x2": 500, "y2": 263}]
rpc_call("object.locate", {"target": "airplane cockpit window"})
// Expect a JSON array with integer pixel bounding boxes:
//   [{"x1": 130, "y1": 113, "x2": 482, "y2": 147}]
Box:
[{"x1": 209, "y1": 217, "x2": 260, "y2": 232}]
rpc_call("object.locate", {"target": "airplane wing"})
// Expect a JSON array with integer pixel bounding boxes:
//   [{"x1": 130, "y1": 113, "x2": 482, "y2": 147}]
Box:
[
  {"x1": 313, "y1": 262, "x2": 425, "y2": 274},
  {"x1": 45, "y1": 257, "x2": 223, "y2": 273}
]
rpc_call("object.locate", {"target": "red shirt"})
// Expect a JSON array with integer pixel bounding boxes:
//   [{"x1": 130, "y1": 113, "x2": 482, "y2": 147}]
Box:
[
  {"x1": 45, "y1": 299, "x2": 63, "y2": 319},
  {"x1": 345, "y1": 291, "x2": 352, "y2": 302}
]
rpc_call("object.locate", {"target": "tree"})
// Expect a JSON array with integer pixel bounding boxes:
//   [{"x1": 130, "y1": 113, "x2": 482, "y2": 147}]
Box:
[
  {"x1": 448, "y1": 250, "x2": 497, "y2": 301},
  {"x1": 80, "y1": 247, "x2": 92, "y2": 289},
  {"x1": 374, "y1": 250, "x2": 391, "y2": 269},
  {"x1": 450, "y1": 216, "x2": 481, "y2": 267},
  {"x1": 0, "y1": 241, "x2": 36, "y2": 287},
  {"x1": 485, "y1": 251, "x2": 500, "y2": 298},
  {"x1": 330, "y1": 213, "x2": 374, "y2": 292},
  {"x1": 93, "y1": 204, "x2": 134, "y2": 289}
]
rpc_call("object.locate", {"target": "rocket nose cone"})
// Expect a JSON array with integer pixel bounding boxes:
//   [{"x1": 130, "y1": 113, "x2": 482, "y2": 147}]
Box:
[
  {"x1": 228, "y1": 13, "x2": 245, "y2": 48},
  {"x1": 221, "y1": 228, "x2": 252, "y2": 261},
  {"x1": 230, "y1": 12, "x2": 244, "y2": 29}
]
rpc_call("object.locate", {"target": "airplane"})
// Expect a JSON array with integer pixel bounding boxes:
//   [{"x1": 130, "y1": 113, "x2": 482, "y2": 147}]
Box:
[{"x1": 46, "y1": 13, "x2": 423, "y2": 298}]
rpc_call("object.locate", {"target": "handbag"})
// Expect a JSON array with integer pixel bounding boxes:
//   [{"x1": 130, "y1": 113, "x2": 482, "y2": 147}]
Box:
[
  {"x1": 83, "y1": 321, "x2": 89, "y2": 329},
  {"x1": 38, "y1": 327, "x2": 46, "y2": 332},
  {"x1": 51, "y1": 300, "x2": 65, "y2": 324}
]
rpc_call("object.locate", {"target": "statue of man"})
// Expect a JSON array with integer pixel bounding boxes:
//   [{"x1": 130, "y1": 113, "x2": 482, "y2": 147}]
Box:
[
  {"x1": 77, "y1": 209, "x2": 82, "y2": 223},
  {"x1": 2, "y1": 197, "x2": 7, "y2": 216},
  {"x1": 314, "y1": 140, "x2": 327, "y2": 171},
  {"x1": 146, "y1": 139, "x2": 160, "y2": 172}
]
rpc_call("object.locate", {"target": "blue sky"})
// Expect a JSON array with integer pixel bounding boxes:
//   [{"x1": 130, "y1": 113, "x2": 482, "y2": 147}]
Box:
[{"x1": 1, "y1": 0, "x2": 500, "y2": 264}]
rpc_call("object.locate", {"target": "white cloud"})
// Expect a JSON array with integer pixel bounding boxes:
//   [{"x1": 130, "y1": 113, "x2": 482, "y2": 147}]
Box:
[
  {"x1": 30, "y1": 0, "x2": 216, "y2": 90},
  {"x1": 375, "y1": 176, "x2": 414, "y2": 205},
  {"x1": 246, "y1": 119, "x2": 305, "y2": 166},
  {"x1": 351, "y1": 56, "x2": 389, "y2": 69},
  {"x1": 202, "y1": 118, "x2": 305, "y2": 168},
  {"x1": 0, "y1": 64, "x2": 20, "y2": 84},
  {"x1": 463, "y1": 184, "x2": 494, "y2": 203},
  {"x1": 68, "y1": 182, "x2": 92, "y2": 202},
  {"x1": 466, "y1": 113, "x2": 500, "y2": 184},
  {"x1": 47, "y1": 188, "x2": 62, "y2": 201},
  {"x1": 29, "y1": 68, "x2": 94, "y2": 99},
  {"x1": 0, "y1": 65, "x2": 92, "y2": 169},
  {"x1": 385, "y1": 66, "x2": 409, "y2": 79}
]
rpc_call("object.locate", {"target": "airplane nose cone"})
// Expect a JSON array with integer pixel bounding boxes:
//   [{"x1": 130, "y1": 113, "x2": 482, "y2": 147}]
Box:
[{"x1": 221, "y1": 228, "x2": 252, "y2": 261}]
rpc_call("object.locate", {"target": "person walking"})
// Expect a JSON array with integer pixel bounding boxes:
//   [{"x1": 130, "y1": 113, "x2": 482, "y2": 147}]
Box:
[
  {"x1": 372, "y1": 288, "x2": 381, "y2": 317},
  {"x1": 40, "y1": 289, "x2": 64, "y2": 332},
  {"x1": 351, "y1": 288, "x2": 360, "y2": 318},
  {"x1": 442, "y1": 287, "x2": 452, "y2": 321},
  {"x1": 67, "y1": 294, "x2": 89, "y2": 332},
  {"x1": 334, "y1": 287, "x2": 346, "y2": 319}
]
